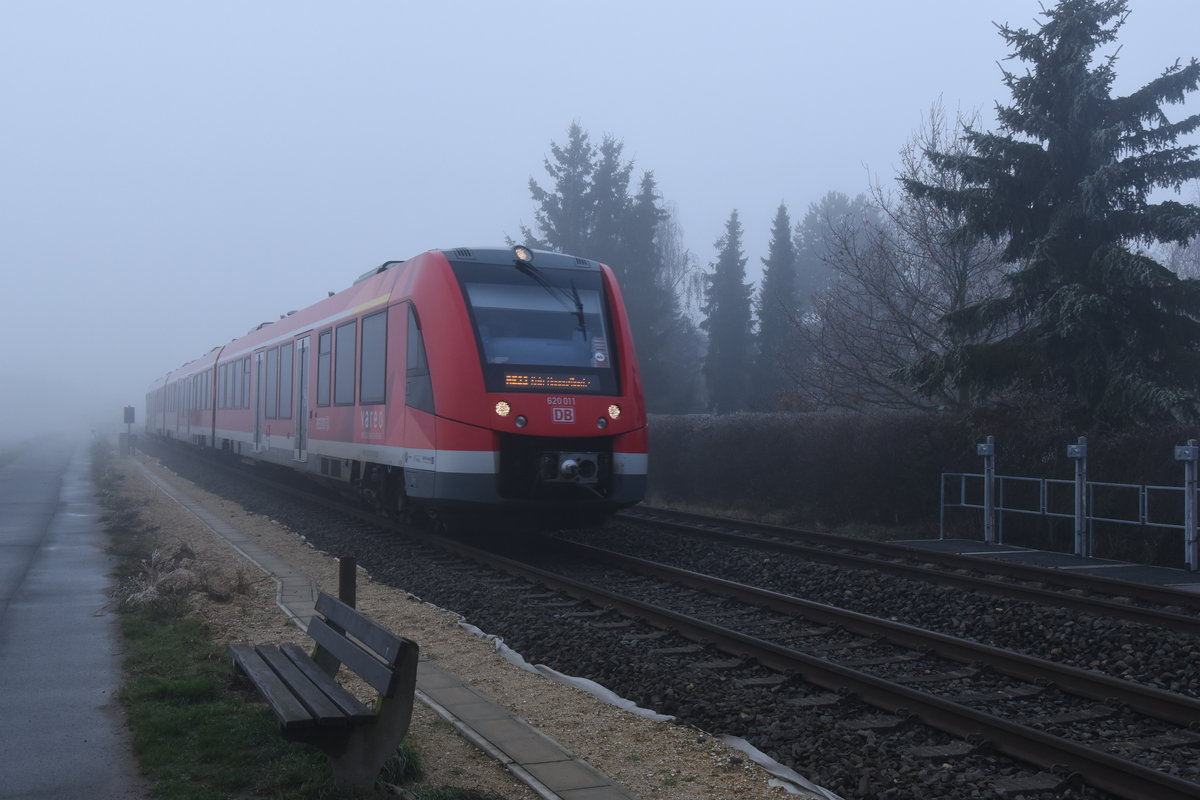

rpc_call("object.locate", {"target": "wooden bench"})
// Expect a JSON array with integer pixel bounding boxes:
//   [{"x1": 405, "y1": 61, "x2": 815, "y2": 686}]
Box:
[{"x1": 230, "y1": 591, "x2": 420, "y2": 789}]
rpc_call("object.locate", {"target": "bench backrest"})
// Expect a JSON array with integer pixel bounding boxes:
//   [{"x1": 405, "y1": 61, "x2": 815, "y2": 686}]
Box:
[{"x1": 308, "y1": 592, "x2": 413, "y2": 696}]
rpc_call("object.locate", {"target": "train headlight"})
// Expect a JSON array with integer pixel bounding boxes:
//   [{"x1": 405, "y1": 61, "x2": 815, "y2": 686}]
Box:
[
  {"x1": 495, "y1": 401, "x2": 511, "y2": 417},
  {"x1": 513, "y1": 245, "x2": 534, "y2": 263},
  {"x1": 596, "y1": 417, "x2": 608, "y2": 430},
  {"x1": 608, "y1": 404, "x2": 621, "y2": 420},
  {"x1": 515, "y1": 415, "x2": 528, "y2": 428}
]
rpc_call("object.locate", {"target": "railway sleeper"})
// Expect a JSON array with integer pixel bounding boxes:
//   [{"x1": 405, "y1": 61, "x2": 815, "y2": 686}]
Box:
[
  {"x1": 944, "y1": 684, "x2": 1045, "y2": 704},
  {"x1": 1017, "y1": 705, "x2": 1117, "y2": 725},
  {"x1": 902, "y1": 741, "x2": 976, "y2": 759},
  {"x1": 839, "y1": 713, "x2": 907, "y2": 731},
  {"x1": 1125, "y1": 730, "x2": 1200, "y2": 750},
  {"x1": 990, "y1": 772, "x2": 1067, "y2": 797}
]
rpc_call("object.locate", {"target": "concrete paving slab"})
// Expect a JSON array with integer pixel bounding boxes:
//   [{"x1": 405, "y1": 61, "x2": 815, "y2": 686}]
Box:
[
  {"x1": 900, "y1": 537, "x2": 1200, "y2": 589},
  {"x1": 524, "y1": 759, "x2": 612, "y2": 790}
]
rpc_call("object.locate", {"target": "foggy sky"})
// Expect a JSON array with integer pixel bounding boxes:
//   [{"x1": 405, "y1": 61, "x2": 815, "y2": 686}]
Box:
[{"x1": 3, "y1": 1, "x2": 1198, "y2": 442}]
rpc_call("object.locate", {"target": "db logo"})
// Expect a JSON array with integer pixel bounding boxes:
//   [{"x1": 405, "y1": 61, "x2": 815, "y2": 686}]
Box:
[{"x1": 552, "y1": 407, "x2": 575, "y2": 424}]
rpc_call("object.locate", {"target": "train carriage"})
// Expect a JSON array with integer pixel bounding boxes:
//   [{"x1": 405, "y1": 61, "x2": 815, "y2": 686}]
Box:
[{"x1": 145, "y1": 246, "x2": 647, "y2": 525}]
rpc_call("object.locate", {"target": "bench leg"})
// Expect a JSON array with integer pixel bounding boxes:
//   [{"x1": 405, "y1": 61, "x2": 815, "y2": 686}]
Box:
[{"x1": 328, "y1": 641, "x2": 419, "y2": 789}]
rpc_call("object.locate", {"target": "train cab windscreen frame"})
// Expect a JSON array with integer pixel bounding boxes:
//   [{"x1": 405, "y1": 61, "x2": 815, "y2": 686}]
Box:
[{"x1": 451, "y1": 257, "x2": 620, "y2": 396}]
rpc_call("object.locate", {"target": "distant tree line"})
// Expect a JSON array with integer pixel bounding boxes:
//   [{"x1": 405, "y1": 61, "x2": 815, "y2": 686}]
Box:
[{"x1": 520, "y1": 0, "x2": 1200, "y2": 428}]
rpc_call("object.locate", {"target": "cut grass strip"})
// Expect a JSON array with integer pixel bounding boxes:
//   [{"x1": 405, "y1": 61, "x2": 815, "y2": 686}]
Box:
[
  {"x1": 95, "y1": 440, "x2": 489, "y2": 800},
  {"x1": 119, "y1": 594, "x2": 337, "y2": 799}
]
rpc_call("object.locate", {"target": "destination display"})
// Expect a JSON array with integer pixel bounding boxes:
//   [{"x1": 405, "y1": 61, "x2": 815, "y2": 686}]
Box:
[{"x1": 503, "y1": 372, "x2": 596, "y2": 391}]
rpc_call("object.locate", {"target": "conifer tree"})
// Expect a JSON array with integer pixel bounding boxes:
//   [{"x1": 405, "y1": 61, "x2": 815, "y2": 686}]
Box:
[
  {"x1": 622, "y1": 173, "x2": 706, "y2": 412},
  {"x1": 702, "y1": 210, "x2": 754, "y2": 413},
  {"x1": 905, "y1": 0, "x2": 1200, "y2": 424},
  {"x1": 751, "y1": 203, "x2": 799, "y2": 409},
  {"x1": 586, "y1": 135, "x2": 633, "y2": 265},
  {"x1": 522, "y1": 122, "x2": 594, "y2": 254}
]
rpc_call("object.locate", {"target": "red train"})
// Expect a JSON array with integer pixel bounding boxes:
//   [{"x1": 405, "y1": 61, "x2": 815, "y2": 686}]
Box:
[{"x1": 145, "y1": 246, "x2": 648, "y2": 526}]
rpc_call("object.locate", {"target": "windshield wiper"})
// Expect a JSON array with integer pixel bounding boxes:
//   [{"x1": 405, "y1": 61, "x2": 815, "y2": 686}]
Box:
[
  {"x1": 513, "y1": 259, "x2": 587, "y2": 338},
  {"x1": 569, "y1": 280, "x2": 587, "y2": 339}
]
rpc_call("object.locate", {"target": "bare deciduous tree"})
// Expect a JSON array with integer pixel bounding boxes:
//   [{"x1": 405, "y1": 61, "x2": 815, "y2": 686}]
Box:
[{"x1": 799, "y1": 102, "x2": 1011, "y2": 412}]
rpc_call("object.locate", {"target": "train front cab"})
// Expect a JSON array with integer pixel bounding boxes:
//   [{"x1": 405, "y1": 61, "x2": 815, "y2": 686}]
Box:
[{"x1": 404, "y1": 246, "x2": 647, "y2": 521}]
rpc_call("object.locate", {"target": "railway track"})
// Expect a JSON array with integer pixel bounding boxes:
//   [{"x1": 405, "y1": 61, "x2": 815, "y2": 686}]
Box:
[
  {"x1": 618, "y1": 506, "x2": 1200, "y2": 636},
  {"x1": 439, "y1": 534, "x2": 1200, "y2": 800}
]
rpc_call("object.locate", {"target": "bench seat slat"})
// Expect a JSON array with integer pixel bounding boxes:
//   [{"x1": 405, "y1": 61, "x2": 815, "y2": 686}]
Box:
[
  {"x1": 255, "y1": 646, "x2": 350, "y2": 727},
  {"x1": 315, "y1": 594, "x2": 405, "y2": 665},
  {"x1": 308, "y1": 616, "x2": 395, "y2": 695},
  {"x1": 229, "y1": 644, "x2": 315, "y2": 730},
  {"x1": 280, "y1": 644, "x2": 375, "y2": 721}
]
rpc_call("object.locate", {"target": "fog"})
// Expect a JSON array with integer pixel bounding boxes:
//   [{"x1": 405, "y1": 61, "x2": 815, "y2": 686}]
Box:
[{"x1": 2, "y1": 1, "x2": 1198, "y2": 443}]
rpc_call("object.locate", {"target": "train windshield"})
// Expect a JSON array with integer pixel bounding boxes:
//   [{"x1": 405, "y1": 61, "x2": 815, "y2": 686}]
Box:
[{"x1": 452, "y1": 261, "x2": 619, "y2": 395}]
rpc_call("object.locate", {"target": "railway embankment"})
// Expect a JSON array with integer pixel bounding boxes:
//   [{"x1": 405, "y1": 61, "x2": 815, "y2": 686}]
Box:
[{"x1": 104, "y1": 442, "x2": 793, "y2": 799}]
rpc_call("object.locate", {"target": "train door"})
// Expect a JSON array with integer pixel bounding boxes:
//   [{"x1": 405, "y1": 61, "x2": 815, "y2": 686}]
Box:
[
  {"x1": 185, "y1": 373, "x2": 194, "y2": 441},
  {"x1": 294, "y1": 336, "x2": 309, "y2": 462},
  {"x1": 254, "y1": 352, "x2": 265, "y2": 452},
  {"x1": 175, "y1": 380, "x2": 184, "y2": 438}
]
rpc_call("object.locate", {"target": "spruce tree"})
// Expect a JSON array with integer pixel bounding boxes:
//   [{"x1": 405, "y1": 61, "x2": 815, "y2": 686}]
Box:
[
  {"x1": 586, "y1": 135, "x2": 633, "y2": 265},
  {"x1": 905, "y1": 0, "x2": 1200, "y2": 424},
  {"x1": 752, "y1": 203, "x2": 800, "y2": 409},
  {"x1": 702, "y1": 210, "x2": 754, "y2": 413},
  {"x1": 522, "y1": 122, "x2": 594, "y2": 254},
  {"x1": 623, "y1": 173, "x2": 706, "y2": 412}
]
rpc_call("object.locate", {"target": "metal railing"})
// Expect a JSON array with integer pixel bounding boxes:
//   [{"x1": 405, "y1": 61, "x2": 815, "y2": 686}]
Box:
[{"x1": 940, "y1": 436, "x2": 1200, "y2": 571}]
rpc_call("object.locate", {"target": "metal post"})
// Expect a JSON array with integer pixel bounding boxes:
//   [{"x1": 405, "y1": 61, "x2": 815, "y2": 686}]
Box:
[
  {"x1": 1175, "y1": 440, "x2": 1199, "y2": 571},
  {"x1": 939, "y1": 475, "x2": 946, "y2": 540},
  {"x1": 978, "y1": 436, "x2": 995, "y2": 544},
  {"x1": 1068, "y1": 437, "x2": 1088, "y2": 558}
]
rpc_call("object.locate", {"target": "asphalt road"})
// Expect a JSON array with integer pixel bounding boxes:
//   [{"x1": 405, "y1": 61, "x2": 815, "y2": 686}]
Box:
[{"x1": 0, "y1": 439, "x2": 146, "y2": 799}]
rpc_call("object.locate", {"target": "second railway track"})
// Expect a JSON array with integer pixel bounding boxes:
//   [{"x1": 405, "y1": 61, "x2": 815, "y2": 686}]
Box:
[{"x1": 618, "y1": 506, "x2": 1200, "y2": 635}]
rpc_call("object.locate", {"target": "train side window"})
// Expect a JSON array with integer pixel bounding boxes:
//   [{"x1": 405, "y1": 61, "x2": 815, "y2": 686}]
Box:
[
  {"x1": 317, "y1": 329, "x2": 332, "y2": 407},
  {"x1": 405, "y1": 305, "x2": 434, "y2": 413},
  {"x1": 279, "y1": 342, "x2": 293, "y2": 418},
  {"x1": 242, "y1": 356, "x2": 251, "y2": 409},
  {"x1": 334, "y1": 320, "x2": 357, "y2": 406},
  {"x1": 360, "y1": 310, "x2": 386, "y2": 405},
  {"x1": 265, "y1": 347, "x2": 278, "y2": 419}
]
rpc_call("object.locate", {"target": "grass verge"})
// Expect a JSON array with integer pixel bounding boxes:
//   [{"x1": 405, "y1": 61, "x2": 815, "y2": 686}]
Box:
[{"x1": 92, "y1": 439, "x2": 501, "y2": 800}]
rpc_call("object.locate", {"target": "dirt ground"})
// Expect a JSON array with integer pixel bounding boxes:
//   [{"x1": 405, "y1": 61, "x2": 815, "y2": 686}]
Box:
[{"x1": 116, "y1": 452, "x2": 808, "y2": 799}]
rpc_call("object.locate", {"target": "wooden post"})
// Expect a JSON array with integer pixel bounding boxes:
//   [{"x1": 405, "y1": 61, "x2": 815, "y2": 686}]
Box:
[{"x1": 338, "y1": 556, "x2": 357, "y2": 608}]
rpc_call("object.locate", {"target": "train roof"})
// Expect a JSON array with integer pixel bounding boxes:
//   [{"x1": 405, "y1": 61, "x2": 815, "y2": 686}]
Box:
[
  {"x1": 438, "y1": 246, "x2": 603, "y2": 271},
  {"x1": 145, "y1": 246, "x2": 607, "y2": 391}
]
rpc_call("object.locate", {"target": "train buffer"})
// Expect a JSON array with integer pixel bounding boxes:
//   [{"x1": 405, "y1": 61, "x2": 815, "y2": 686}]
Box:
[{"x1": 229, "y1": 592, "x2": 419, "y2": 789}]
